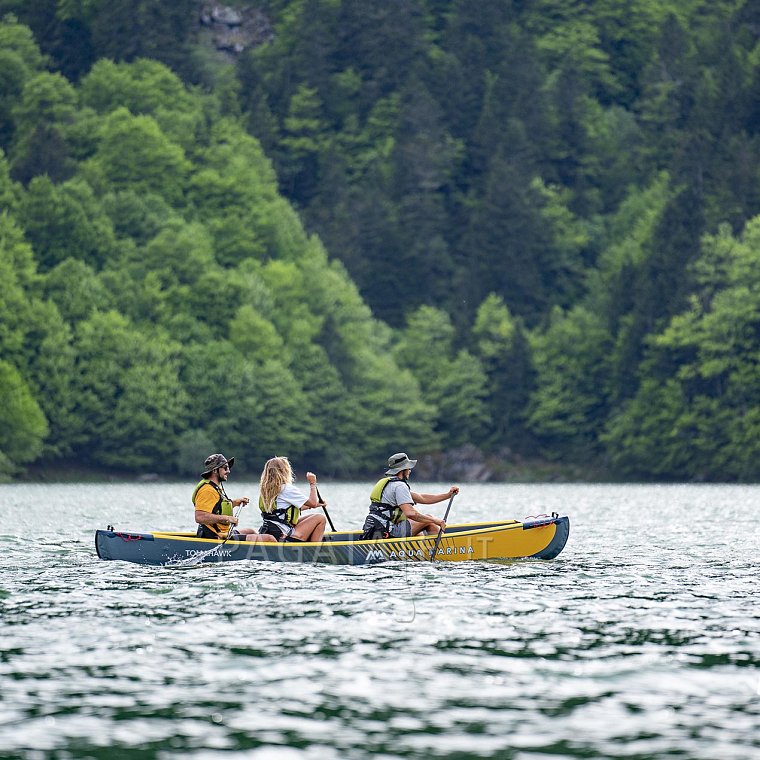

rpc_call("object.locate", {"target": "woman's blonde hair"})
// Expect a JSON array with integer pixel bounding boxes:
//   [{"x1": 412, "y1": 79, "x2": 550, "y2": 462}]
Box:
[{"x1": 259, "y1": 456, "x2": 294, "y2": 513}]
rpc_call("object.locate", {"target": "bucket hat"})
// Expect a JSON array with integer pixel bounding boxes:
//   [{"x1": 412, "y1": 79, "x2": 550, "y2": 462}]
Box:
[
  {"x1": 385, "y1": 452, "x2": 417, "y2": 475},
  {"x1": 201, "y1": 453, "x2": 235, "y2": 477}
]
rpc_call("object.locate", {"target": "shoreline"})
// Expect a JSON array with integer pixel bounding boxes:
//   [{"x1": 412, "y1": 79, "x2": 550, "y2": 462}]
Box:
[{"x1": 14, "y1": 456, "x2": 616, "y2": 485}]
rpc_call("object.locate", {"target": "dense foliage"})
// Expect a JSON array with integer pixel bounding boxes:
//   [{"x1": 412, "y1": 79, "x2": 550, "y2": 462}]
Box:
[
  {"x1": 0, "y1": 17, "x2": 438, "y2": 479},
  {"x1": 1, "y1": 1, "x2": 760, "y2": 481}
]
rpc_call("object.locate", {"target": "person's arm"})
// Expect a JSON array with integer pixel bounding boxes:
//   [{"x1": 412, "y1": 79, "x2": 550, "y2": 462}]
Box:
[
  {"x1": 410, "y1": 486, "x2": 459, "y2": 505},
  {"x1": 300, "y1": 471, "x2": 321, "y2": 509},
  {"x1": 399, "y1": 502, "x2": 446, "y2": 529},
  {"x1": 195, "y1": 510, "x2": 238, "y2": 527}
]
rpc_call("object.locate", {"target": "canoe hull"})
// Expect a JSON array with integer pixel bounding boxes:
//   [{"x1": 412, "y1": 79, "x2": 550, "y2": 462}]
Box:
[{"x1": 95, "y1": 516, "x2": 569, "y2": 567}]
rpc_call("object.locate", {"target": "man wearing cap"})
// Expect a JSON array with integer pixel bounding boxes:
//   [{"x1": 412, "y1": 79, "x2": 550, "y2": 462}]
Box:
[
  {"x1": 193, "y1": 453, "x2": 276, "y2": 543},
  {"x1": 360, "y1": 452, "x2": 459, "y2": 540}
]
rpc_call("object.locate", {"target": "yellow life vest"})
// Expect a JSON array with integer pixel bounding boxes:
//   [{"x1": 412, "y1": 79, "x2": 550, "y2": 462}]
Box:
[
  {"x1": 369, "y1": 476, "x2": 408, "y2": 525},
  {"x1": 192, "y1": 479, "x2": 233, "y2": 537},
  {"x1": 259, "y1": 495, "x2": 300, "y2": 528}
]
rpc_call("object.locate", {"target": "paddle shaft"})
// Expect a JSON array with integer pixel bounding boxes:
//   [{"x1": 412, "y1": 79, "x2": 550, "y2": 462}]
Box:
[
  {"x1": 429, "y1": 493, "x2": 456, "y2": 562},
  {"x1": 316, "y1": 487, "x2": 336, "y2": 531},
  {"x1": 221, "y1": 502, "x2": 245, "y2": 545}
]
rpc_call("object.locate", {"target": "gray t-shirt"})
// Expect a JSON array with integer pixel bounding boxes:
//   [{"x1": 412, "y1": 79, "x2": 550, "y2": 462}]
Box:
[{"x1": 381, "y1": 479, "x2": 413, "y2": 509}]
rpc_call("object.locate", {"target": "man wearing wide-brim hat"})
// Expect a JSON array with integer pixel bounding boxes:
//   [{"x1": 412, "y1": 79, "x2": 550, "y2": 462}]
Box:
[
  {"x1": 360, "y1": 452, "x2": 459, "y2": 540},
  {"x1": 193, "y1": 453, "x2": 276, "y2": 543}
]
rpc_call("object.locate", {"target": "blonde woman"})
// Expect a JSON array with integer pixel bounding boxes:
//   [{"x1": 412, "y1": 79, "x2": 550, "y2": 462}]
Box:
[{"x1": 258, "y1": 457, "x2": 327, "y2": 542}]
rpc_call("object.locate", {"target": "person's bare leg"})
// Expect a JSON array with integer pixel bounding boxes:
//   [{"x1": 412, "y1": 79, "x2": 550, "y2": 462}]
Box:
[
  {"x1": 409, "y1": 519, "x2": 437, "y2": 536},
  {"x1": 293, "y1": 514, "x2": 326, "y2": 542},
  {"x1": 245, "y1": 532, "x2": 277, "y2": 543}
]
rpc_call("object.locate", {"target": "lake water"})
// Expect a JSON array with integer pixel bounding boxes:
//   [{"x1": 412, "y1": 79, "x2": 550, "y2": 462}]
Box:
[{"x1": 0, "y1": 482, "x2": 757, "y2": 759}]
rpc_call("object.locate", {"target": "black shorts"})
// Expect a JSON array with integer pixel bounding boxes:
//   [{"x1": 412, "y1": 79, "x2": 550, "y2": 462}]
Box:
[
  {"x1": 360, "y1": 516, "x2": 411, "y2": 540},
  {"x1": 196, "y1": 524, "x2": 219, "y2": 540},
  {"x1": 196, "y1": 525, "x2": 246, "y2": 541},
  {"x1": 259, "y1": 521, "x2": 289, "y2": 541}
]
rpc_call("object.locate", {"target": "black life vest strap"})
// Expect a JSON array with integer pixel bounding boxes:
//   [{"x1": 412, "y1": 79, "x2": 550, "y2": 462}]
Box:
[
  {"x1": 207, "y1": 481, "x2": 228, "y2": 515},
  {"x1": 260, "y1": 504, "x2": 298, "y2": 527},
  {"x1": 369, "y1": 502, "x2": 395, "y2": 520}
]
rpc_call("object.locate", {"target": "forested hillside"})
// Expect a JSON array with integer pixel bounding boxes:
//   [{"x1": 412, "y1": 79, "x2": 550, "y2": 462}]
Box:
[{"x1": 2, "y1": 1, "x2": 760, "y2": 481}]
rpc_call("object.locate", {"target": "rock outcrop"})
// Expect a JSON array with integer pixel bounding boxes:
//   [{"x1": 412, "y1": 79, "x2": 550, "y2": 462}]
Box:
[
  {"x1": 415, "y1": 444, "x2": 494, "y2": 482},
  {"x1": 199, "y1": 3, "x2": 273, "y2": 57}
]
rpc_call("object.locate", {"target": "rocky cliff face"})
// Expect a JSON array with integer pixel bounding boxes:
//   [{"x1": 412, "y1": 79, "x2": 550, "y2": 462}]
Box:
[
  {"x1": 199, "y1": 3, "x2": 273, "y2": 58},
  {"x1": 415, "y1": 445, "x2": 494, "y2": 482}
]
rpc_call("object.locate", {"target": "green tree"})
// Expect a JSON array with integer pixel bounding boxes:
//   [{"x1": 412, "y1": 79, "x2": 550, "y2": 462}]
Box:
[
  {"x1": 71, "y1": 311, "x2": 189, "y2": 470},
  {"x1": 101, "y1": 189, "x2": 175, "y2": 244},
  {"x1": 394, "y1": 305, "x2": 488, "y2": 447},
  {"x1": 388, "y1": 81, "x2": 461, "y2": 320},
  {"x1": 0, "y1": 213, "x2": 76, "y2": 460},
  {"x1": 0, "y1": 13, "x2": 46, "y2": 72},
  {"x1": 455, "y1": 151, "x2": 552, "y2": 325},
  {"x1": 278, "y1": 84, "x2": 329, "y2": 203},
  {"x1": 80, "y1": 57, "x2": 195, "y2": 117},
  {"x1": 285, "y1": 342, "x2": 356, "y2": 474},
  {"x1": 0, "y1": 16, "x2": 47, "y2": 149},
  {"x1": 472, "y1": 294, "x2": 535, "y2": 449},
  {"x1": 44, "y1": 257, "x2": 112, "y2": 322},
  {"x1": 604, "y1": 217, "x2": 760, "y2": 480},
  {"x1": 229, "y1": 305, "x2": 285, "y2": 362},
  {"x1": 84, "y1": 107, "x2": 190, "y2": 204},
  {"x1": 89, "y1": 0, "x2": 200, "y2": 81},
  {"x1": 0, "y1": 150, "x2": 17, "y2": 210},
  {"x1": 0, "y1": 212, "x2": 43, "y2": 363},
  {"x1": 0, "y1": 360, "x2": 48, "y2": 475},
  {"x1": 527, "y1": 305, "x2": 614, "y2": 458},
  {"x1": 16, "y1": 176, "x2": 117, "y2": 270},
  {"x1": 79, "y1": 58, "x2": 202, "y2": 149},
  {"x1": 179, "y1": 342, "x2": 310, "y2": 475},
  {"x1": 0, "y1": 1, "x2": 96, "y2": 81},
  {"x1": 175, "y1": 428, "x2": 216, "y2": 477},
  {"x1": 10, "y1": 70, "x2": 77, "y2": 182}
]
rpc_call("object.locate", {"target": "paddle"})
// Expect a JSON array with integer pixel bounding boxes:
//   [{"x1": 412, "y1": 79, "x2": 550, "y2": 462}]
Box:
[
  {"x1": 429, "y1": 492, "x2": 456, "y2": 562},
  {"x1": 316, "y1": 487, "x2": 336, "y2": 532},
  {"x1": 168, "y1": 502, "x2": 246, "y2": 568},
  {"x1": 220, "y1": 501, "x2": 246, "y2": 547}
]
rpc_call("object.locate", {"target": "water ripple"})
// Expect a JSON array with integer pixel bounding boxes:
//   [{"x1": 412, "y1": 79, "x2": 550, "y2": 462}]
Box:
[{"x1": 1, "y1": 483, "x2": 758, "y2": 758}]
